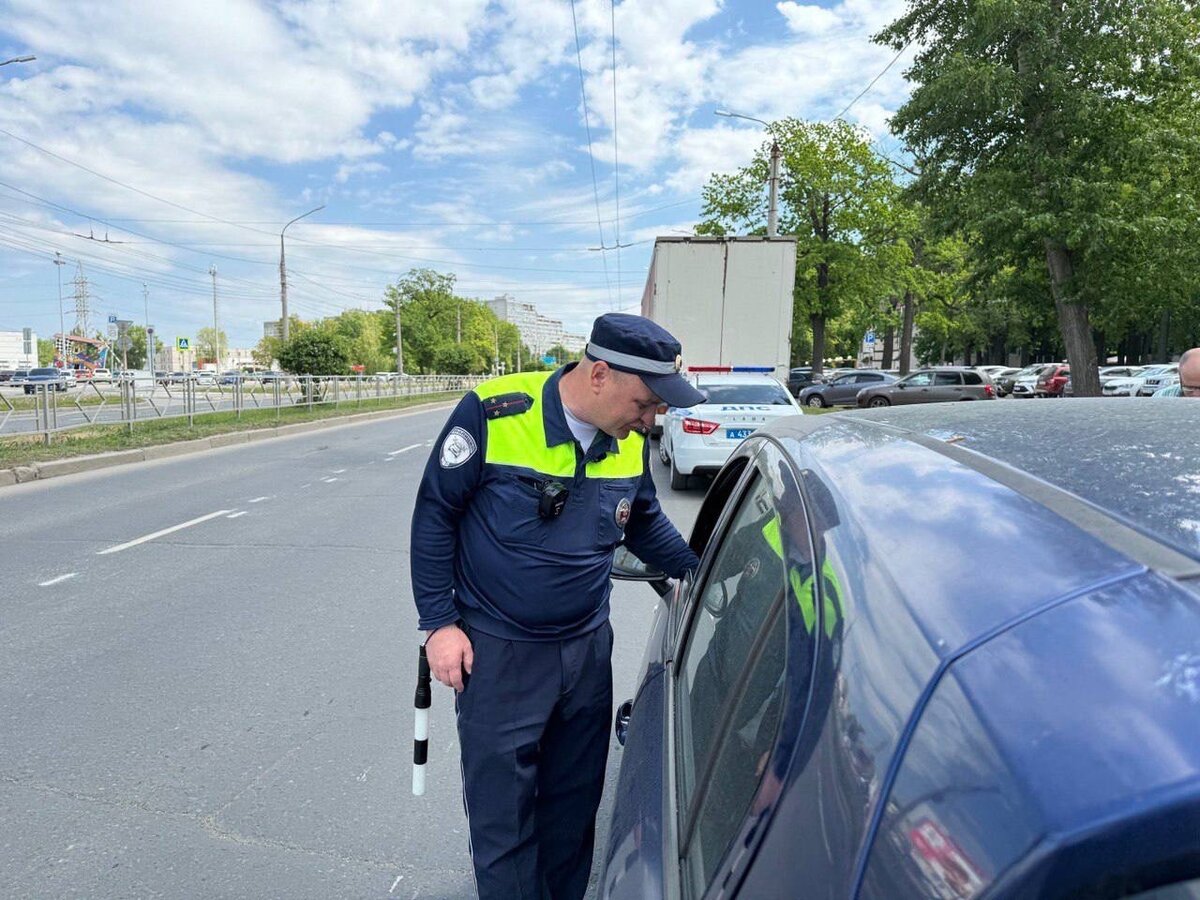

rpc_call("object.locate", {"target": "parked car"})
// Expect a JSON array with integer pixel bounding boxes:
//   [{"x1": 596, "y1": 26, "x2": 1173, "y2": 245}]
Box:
[
  {"x1": 974, "y1": 364, "x2": 1011, "y2": 381},
  {"x1": 218, "y1": 370, "x2": 244, "y2": 385},
  {"x1": 0, "y1": 369, "x2": 16, "y2": 383},
  {"x1": 22, "y1": 367, "x2": 70, "y2": 393},
  {"x1": 1035, "y1": 363, "x2": 1071, "y2": 397},
  {"x1": 659, "y1": 369, "x2": 800, "y2": 490},
  {"x1": 192, "y1": 371, "x2": 216, "y2": 386},
  {"x1": 1064, "y1": 365, "x2": 1146, "y2": 397},
  {"x1": 855, "y1": 367, "x2": 995, "y2": 407},
  {"x1": 605, "y1": 399, "x2": 1200, "y2": 900},
  {"x1": 1009, "y1": 363, "x2": 1057, "y2": 398},
  {"x1": 1139, "y1": 364, "x2": 1180, "y2": 396},
  {"x1": 117, "y1": 369, "x2": 156, "y2": 389},
  {"x1": 90, "y1": 367, "x2": 113, "y2": 383},
  {"x1": 997, "y1": 364, "x2": 1048, "y2": 397},
  {"x1": 799, "y1": 370, "x2": 896, "y2": 408},
  {"x1": 7, "y1": 368, "x2": 31, "y2": 386},
  {"x1": 155, "y1": 370, "x2": 171, "y2": 384},
  {"x1": 786, "y1": 367, "x2": 821, "y2": 397}
]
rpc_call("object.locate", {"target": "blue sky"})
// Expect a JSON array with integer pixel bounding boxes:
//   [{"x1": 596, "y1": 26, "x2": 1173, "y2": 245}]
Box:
[{"x1": 0, "y1": 0, "x2": 913, "y2": 349}]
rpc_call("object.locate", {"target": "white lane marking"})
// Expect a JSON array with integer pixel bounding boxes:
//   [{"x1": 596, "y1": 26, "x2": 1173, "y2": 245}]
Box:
[
  {"x1": 39, "y1": 573, "x2": 77, "y2": 587},
  {"x1": 97, "y1": 510, "x2": 234, "y2": 556},
  {"x1": 321, "y1": 476, "x2": 339, "y2": 483},
  {"x1": 387, "y1": 443, "x2": 422, "y2": 456},
  {"x1": 388, "y1": 875, "x2": 403, "y2": 894},
  {"x1": 300, "y1": 483, "x2": 312, "y2": 488},
  {"x1": 227, "y1": 511, "x2": 248, "y2": 519},
  {"x1": 332, "y1": 468, "x2": 346, "y2": 474},
  {"x1": 248, "y1": 496, "x2": 269, "y2": 504}
]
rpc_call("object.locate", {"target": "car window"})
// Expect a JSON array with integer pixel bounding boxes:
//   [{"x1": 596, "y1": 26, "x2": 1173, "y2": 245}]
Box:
[
  {"x1": 676, "y1": 473, "x2": 791, "y2": 894},
  {"x1": 700, "y1": 383, "x2": 793, "y2": 405},
  {"x1": 861, "y1": 373, "x2": 884, "y2": 383},
  {"x1": 962, "y1": 372, "x2": 983, "y2": 385},
  {"x1": 933, "y1": 372, "x2": 961, "y2": 385},
  {"x1": 903, "y1": 372, "x2": 933, "y2": 386}
]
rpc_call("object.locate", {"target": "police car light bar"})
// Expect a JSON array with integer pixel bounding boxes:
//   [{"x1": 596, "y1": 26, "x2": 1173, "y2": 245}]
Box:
[{"x1": 685, "y1": 365, "x2": 775, "y2": 373}]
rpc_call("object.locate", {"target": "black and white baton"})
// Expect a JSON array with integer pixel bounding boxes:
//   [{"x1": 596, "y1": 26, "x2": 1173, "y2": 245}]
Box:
[{"x1": 412, "y1": 643, "x2": 432, "y2": 796}]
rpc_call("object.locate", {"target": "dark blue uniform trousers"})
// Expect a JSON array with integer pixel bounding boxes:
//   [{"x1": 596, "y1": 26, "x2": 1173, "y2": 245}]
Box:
[{"x1": 456, "y1": 622, "x2": 613, "y2": 900}]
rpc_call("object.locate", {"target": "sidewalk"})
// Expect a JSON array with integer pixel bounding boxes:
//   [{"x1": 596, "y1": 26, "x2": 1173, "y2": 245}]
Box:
[{"x1": 0, "y1": 398, "x2": 455, "y2": 489}]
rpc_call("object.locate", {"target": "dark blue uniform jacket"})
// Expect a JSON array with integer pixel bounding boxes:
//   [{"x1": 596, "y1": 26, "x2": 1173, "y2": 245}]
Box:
[{"x1": 411, "y1": 365, "x2": 700, "y2": 641}]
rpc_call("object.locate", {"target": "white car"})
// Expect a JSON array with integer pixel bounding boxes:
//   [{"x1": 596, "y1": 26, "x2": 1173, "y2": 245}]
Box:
[
  {"x1": 1137, "y1": 364, "x2": 1179, "y2": 396},
  {"x1": 1010, "y1": 363, "x2": 1055, "y2": 398},
  {"x1": 658, "y1": 369, "x2": 800, "y2": 490}
]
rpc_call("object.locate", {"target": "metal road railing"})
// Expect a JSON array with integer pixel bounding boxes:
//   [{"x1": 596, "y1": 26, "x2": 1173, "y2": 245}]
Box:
[{"x1": 0, "y1": 374, "x2": 483, "y2": 444}]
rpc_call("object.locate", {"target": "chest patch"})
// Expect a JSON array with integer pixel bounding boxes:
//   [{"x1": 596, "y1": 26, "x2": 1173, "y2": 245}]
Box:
[
  {"x1": 615, "y1": 497, "x2": 632, "y2": 528},
  {"x1": 440, "y1": 427, "x2": 477, "y2": 469}
]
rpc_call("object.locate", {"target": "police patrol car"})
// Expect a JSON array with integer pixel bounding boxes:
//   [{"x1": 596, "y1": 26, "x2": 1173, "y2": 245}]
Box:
[{"x1": 658, "y1": 367, "x2": 801, "y2": 489}]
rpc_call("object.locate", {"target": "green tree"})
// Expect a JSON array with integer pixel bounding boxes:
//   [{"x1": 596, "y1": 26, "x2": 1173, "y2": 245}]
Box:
[
  {"x1": 125, "y1": 325, "x2": 164, "y2": 370},
  {"x1": 37, "y1": 338, "x2": 55, "y2": 365},
  {"x1": 433, "y1": 344, "x2": 477, "y2": 375},
  {"x1": 699, "y1": 118, "x2": 903, "y2": 375},
  {"x1": 384, "y1": 269, "x2": 460, "y2": 374},
  {"x1": 878, "y1": 0, "x2": 1200, "y2": 393},
  {"x1": 194, "y1": 327, "x2": 228, "y2": 366},
  {"x1": 277, "y1": 330, "x2": 350, "y2": 376}
]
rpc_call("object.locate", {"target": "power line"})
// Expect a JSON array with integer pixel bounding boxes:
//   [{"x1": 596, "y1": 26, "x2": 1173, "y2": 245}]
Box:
[
  {"x1": 833, "y1": 39, "x2": 914, "y2": 122},
  {"x1": 569, "y1": 0, "x2": 615, "y2": 311},
  {"x1": 610, "y1": 0, "x2": 622, "y2": 311}
]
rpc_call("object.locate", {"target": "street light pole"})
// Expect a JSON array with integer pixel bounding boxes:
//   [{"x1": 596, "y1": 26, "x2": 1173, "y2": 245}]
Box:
[
  {"x1": 279, "y1": 205, "x2": 324, "y2": 343},
  {"x1": 53, "y1": 252, "x2": 65, "y2": 361},
  {"x1": 209, "y1": 264, "x2": 220, "y2": 371},
  {"x1": 715, "y1": 109, "x2": 780, "y2": 237}
]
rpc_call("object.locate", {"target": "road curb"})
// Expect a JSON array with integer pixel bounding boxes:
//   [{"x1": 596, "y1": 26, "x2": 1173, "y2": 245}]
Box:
[{"x1": 0, "y1": 399, "x2": 455, "y2": 489}]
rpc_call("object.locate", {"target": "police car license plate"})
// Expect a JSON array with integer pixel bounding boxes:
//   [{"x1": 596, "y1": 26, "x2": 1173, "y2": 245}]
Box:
[{"x1": 726, "y1": 428, "x2": 754, "y2": 440}]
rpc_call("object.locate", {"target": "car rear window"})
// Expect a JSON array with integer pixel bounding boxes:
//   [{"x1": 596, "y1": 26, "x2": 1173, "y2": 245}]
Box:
[
  {"x1": 699, "y1": 384, "x2": 792, "y2": 405},
  {"x1": 963, "y1": 372, "x2": 983, "y2": 385},
  {"x1": 30, "y1": 368, "x2": 57, "y2": 376}
]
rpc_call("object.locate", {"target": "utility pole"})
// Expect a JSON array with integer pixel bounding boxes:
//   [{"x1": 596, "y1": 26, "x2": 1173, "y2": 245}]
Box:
[
  {"x1": 493, "y1": 325, "x2": 500, "y2": 375},
  {"x1": 209, "y1": 264, "x2": 221, "y2": 371},
  {"x1": 143, "y1": 283, "x2": 153, "y2": 372},
  {"x1": 456, "y1": 305, "x2": 461, "y2": 344},
  {"x1": 52, "y1": 252, "x2": 65, "y2": 362},
  {"x1": 279, "y1": 205, "x2": 324, "y2": 343},
  {"x1": 394, "y1": 300, "x2": 404, "y2": 376},
  {"x1": 767, "y1": 138, "x2": 780, "y2": 238}
]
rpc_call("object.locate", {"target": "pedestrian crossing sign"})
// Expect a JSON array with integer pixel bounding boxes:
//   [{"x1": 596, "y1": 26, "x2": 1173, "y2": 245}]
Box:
[{"x1": 177, "y1": 337, "x2": 190, "y2": 351}]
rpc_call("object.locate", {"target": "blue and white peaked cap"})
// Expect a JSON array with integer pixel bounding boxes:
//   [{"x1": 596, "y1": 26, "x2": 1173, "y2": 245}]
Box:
[{"x1": 585, "y1": 313, "x2": 706, "y2": 409}]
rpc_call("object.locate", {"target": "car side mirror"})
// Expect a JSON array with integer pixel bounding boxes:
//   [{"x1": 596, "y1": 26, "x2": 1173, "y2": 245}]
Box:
[
  {"x1": 611, "y1": 546, "x2": 671, "y2": 596},
  {"x1": 897, "y1": 382, "x2": 907, "y2": 389}
]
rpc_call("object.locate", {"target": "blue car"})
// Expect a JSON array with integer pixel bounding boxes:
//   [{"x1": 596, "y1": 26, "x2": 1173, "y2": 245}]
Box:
[{"x1": 605, "y1": 399, "x2": 1200, "y2": 900}]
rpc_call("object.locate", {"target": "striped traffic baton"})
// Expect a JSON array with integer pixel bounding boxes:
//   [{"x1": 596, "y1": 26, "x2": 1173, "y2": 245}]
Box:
[{"x1": 412, "y1": 643, "x2": 432, "y2": 796}]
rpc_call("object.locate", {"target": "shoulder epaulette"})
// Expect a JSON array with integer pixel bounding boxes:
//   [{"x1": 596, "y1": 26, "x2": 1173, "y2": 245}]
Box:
[{"x1": 481, "y1": 392, "x2": 535, "y2": 419}]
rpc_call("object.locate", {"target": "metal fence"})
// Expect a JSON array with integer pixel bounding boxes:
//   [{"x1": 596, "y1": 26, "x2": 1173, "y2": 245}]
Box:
[{"x1": 0, "y1": 375, "x2": 483, "y2": 444}]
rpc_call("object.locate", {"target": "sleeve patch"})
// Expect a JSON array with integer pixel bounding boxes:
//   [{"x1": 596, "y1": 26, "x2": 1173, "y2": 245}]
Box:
[
  {"x1": 440, "y1": 427, "x2": 478, "y2": 468},
  {"x1": 481, "y1": 392, "x2": 535, "y2": 419}
]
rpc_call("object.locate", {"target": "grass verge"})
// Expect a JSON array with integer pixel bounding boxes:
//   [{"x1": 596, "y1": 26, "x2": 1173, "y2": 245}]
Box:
[{"x1": 0, "y1": 392, "x2": 461, "y2": 467}]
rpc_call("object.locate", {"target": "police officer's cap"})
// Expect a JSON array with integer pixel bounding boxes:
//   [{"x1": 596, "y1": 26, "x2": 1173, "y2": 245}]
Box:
[{"x1": 585, "y1": 313, "x2": 706, "y2": 409}]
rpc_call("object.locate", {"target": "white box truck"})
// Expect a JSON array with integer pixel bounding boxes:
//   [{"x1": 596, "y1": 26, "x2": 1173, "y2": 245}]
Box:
[{"x1": 639, "y1": 236, "x2": 796, "y2": 379}]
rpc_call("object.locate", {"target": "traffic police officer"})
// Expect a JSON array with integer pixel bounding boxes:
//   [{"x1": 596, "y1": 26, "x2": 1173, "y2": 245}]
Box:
[{"x1": 410, "y1": 313, "x2": 704, "y2": 899}]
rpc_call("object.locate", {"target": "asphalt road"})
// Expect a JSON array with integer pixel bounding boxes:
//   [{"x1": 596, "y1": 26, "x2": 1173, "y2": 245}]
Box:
[{"x1": 0, "y1": 405, "x2": 705, "y2": 899}]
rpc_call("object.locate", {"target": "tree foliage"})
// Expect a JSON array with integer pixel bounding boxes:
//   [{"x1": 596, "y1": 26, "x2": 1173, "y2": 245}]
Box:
[
  {"x1": 878, "y1": 0, "x2": 1200, "y2": 391},
  {"x1": 194, "y1": 327, "x2": 229, "y2": 365},
  {"x1": 277, "y1": 330, "x2": 350, "y2": 376},
  {"x1": 699, "y1": 118, "x2": 904, "y2": 374}
]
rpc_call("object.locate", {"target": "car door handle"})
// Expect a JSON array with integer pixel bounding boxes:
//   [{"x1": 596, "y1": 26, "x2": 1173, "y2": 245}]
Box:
[{"x1": 614, "y1": 699, "x2": 633, "y2": 746}]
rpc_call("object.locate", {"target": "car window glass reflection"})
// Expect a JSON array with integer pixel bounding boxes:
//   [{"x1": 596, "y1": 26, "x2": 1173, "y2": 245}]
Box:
[{"x1": 676, "y1": 475, "x2": 790, "y2": 890}]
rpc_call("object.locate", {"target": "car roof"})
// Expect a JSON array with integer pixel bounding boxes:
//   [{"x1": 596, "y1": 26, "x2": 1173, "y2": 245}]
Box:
[{"x1": 746, "y1": 403, "x2": 1200, "y2": 889}]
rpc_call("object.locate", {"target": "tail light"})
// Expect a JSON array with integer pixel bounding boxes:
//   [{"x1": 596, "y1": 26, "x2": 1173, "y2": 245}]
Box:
[
  {"x1": 682, "y1": 418, "x2": 720, "y2": 435},
  {"x1": 984, "y1": 384, "x2": 995, "y2": 398}
]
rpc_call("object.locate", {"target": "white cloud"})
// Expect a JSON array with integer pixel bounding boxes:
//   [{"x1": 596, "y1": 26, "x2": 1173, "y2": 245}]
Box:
[{"x1": 777, "y1": 2, "x2": 841, "y2": 35}]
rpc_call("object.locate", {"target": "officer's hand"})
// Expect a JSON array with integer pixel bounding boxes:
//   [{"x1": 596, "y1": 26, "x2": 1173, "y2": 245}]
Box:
[{"x1": 426, "y1": 624, "x2": 473, "y2": 692}]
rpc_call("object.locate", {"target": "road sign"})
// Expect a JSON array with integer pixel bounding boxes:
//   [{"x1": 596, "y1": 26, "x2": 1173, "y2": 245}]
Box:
[
  {"x1": 865, "y1": 330, "x2": 876, "y2": 345},
  {"x1": 108, "y1": 314, "x2": 118, "y2": 324},
  {"x1": 542, "y1": 355, "x2": 556, "y2": 365},
  {"x1": 177, "y1": 337, "x2": 190, "y2": 351}
]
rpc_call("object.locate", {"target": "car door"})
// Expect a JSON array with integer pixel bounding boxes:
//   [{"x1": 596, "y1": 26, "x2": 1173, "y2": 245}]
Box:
[
  {"x1": 930, "y1": 371, "x2": 964, "y2": 402},
  {"x1": 668, "y1": 444, "x2": 819, "y2": 899},
  {"x1": 893, "y1": 371, "x2": 933, "y2": 405},
  {"x1": 821, "y1": 374, "x2": 856, "y2": 405}
]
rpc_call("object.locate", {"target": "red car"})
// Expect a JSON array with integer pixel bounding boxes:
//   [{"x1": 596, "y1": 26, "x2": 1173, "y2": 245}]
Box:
[{"x1": 1036, "y1": 364, "x2": 1070, "y2": 397}]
